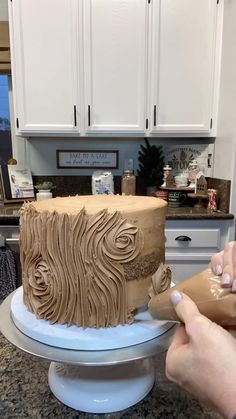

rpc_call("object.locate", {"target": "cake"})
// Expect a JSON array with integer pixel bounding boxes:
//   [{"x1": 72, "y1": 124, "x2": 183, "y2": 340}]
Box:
[{"x1": 20, "y1": 195, "x2": 169, "y2": 328}]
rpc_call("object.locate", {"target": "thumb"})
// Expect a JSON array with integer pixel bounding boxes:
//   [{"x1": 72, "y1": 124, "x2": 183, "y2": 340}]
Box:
[{"x1": 170, "y1": 290, "x2": 201, "y2": 324}]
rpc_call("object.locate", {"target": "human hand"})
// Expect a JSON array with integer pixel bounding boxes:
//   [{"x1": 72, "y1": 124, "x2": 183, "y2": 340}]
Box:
[
  {"x1": 166, "y1": 290, "x2": 236, "y2": 418},
  {"x1": 211, "y1": 241, "x2": 236, "y2": 291}
]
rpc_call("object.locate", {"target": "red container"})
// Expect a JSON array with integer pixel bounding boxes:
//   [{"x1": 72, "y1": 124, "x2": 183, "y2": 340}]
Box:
[{"x1": 153, "y1": 189, "x2": 168, "y2": 201}]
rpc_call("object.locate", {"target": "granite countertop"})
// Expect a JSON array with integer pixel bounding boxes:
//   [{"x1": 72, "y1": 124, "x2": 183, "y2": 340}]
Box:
[
  {"x1": 166, "y1": 206, "x2": 234, "y2": 220},
  {"x1": 0, "y1": 330, "x2": 223, "y2": 419},
  {"x1": 0, "y1": 203, "x2": 233, "y2": 225}
]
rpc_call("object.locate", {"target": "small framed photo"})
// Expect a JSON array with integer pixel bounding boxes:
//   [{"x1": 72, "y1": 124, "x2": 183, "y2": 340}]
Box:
[
  {"x1": 0, "y1": 164, "x2": 35, "y2": 203},
  {"x1": 56, "y1": 150, "x2": 119, "y2": 169}
]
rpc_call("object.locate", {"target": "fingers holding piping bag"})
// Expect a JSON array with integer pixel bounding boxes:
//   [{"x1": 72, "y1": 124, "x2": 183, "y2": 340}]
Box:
[
  {"x1": 211, "y1": 241, "x2": 236, "y2": 291},
  {"x1": 166, "y1": 289, "x2": 236, "y2": 418},
  {"x1": 169, "y1": 290, "x2": 204, "y2": 324},
  {"x1": 167, "y1": 291, "x2": 200, "y2": 350},
  {"x1": 210, "y1": 250, "x2": 224, "y2": 275}
]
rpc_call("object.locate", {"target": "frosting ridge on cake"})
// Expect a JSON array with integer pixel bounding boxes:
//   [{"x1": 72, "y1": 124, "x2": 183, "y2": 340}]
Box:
[{"x1": 20, "y1": 195, "x2": 167, "y2": 328}]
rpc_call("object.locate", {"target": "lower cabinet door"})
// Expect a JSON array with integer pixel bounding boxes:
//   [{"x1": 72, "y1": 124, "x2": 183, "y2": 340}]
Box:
[
  {"x1": 165, "y1": 257, "x2": 210, "y2": 284},
  {"x1": 165, "y1": 219, "x2": 233, "y2": 284}
]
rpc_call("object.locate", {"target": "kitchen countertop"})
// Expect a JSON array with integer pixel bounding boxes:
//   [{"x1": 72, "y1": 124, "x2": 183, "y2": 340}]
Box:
[
  {"x1": 0, "y1": 330, "x2": 222, "y2": 419},
  {"x1": 0, "y1": 203, "x2": 233, "y2": 225},
  {"x1": 166, "y1": 206, "x2": 234, "y2": 220}
]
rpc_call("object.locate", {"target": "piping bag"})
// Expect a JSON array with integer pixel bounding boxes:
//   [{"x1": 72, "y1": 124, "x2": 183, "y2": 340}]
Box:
[{"x1": 148, "y1": 266, "x2": 236, "y2": 326}]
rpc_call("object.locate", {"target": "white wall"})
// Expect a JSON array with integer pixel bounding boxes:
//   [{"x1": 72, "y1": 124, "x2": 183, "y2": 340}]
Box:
[
  {"x1": 0, "y1": 0, "x2": 8, "y2": 20},
  {"x1": 23, "y1": 137, "x2": 212, "y2": 177},
  {"x1": 214, "y1": 0, "x2": 236, "y2": 218},
  {"x1": 26, "y1": 137, "x2": 144, "y2": 176}
]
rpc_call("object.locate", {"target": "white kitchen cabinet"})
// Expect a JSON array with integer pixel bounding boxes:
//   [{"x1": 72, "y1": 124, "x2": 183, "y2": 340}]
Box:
[
  {"x1": 149, "y1": 0, "x2": 220, "y2": 134},
  {"x1": 83, "y1": 0, "x2": 148, "y2": 134},
  {"x1": 8, "y1": 0, "x2": 222, "y2": 137},
  {"x1": 9, "y1": 0, "x2": 80, "y2": 134},
  {"x1": 165, "y1": 219, "x2": 234, "y2": 283}
]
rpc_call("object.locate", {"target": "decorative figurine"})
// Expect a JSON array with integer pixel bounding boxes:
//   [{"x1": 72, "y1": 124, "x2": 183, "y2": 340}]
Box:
[
  {"x1": 195, "y1": 173, "x2": 208, "y2": 195},
  {"x1": 166, "y1": 172, "x2": 176, "y2": 188},
  {"x1": 187, "y1": 160, "x2": 200, "y2": 188},
  {"x1": 187, "y1": 173, "x2": 208, "y2": 208},
  {"x1": 162, "y1": 165, "x2": 172, "y2": 187}
]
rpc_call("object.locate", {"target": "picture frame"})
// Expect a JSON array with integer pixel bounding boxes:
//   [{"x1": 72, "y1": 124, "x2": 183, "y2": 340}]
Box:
[
  {"x1": 56, "y1": 150, "x2": 119, "y2": 169},
  {"x1": 0, "y1": 164, "x2": 35, "y2": 203}
]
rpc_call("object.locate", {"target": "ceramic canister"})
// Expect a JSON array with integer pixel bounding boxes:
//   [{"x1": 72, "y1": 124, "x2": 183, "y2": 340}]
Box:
[{"x1": 36, "y1": 190, "x2": 53, "y2": 201}]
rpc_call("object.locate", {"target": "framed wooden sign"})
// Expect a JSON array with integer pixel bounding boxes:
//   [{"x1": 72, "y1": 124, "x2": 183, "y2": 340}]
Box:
[{"x1": 56, "y1": 150, "x2": 119, "y2": 169}]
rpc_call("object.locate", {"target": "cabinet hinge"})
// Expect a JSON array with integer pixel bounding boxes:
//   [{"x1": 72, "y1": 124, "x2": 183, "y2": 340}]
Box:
[
  {"x1": 210, "y1": 118, "x2": 213, "y2": 129},
  {"x1": 16, "y1": 118, "x2": 19, "y2": 128},
  {"x1": 146, "y1": 118, "x2": 149, "y2": 129}
]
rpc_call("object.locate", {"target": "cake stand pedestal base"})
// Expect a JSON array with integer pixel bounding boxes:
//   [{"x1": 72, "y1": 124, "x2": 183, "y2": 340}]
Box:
[
  {"x1": 48, "y1": 359, "x2": 155, "y2": 413},
  {"x1": 0, "y1": 291, "x2": 176, "y2": 414}
]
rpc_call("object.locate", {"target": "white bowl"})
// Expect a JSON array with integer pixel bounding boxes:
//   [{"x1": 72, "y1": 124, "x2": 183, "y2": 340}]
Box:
[{"x1": 175, "y1": 176, "x2": 188, "y2": 187}]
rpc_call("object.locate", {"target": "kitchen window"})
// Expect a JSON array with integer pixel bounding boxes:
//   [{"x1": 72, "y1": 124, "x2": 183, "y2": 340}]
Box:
[{"x1": 0, "y1": 74, "x2": 12, "y2": 163}]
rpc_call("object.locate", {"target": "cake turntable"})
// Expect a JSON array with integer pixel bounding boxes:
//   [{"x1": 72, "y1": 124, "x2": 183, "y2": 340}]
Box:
[{"x1": 0, "y1": 288, "x2": 176, "y2": 414}]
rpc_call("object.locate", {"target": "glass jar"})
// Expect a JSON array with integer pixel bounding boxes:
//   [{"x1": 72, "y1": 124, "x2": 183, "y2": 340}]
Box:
[
  {"x1": 121, "y1": 170, "x2": 136, "y2": 195},
  {"x1": 188, "y1": 160, "x2": 199, "y2": 187}
]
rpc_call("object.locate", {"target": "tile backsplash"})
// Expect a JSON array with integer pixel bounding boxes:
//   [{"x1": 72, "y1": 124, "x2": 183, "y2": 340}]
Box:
[{"x1": 32, "y1": 174, "x2": 231, "y2": 213}]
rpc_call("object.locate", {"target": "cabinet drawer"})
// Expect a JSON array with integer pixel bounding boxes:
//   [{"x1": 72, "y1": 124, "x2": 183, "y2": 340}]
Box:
[{"x1": 165, "y1": 229, "x2": 220, "y2": 250}]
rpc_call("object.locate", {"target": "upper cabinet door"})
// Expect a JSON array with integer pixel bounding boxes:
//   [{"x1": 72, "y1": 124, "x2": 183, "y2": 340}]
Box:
[
  {"x1": 149, "y1": 0, "x2": 218, "y2": 134},
  {"x1": 9, "y1": 0, "x2": 80, "y2": 134},
  {"x1": 83, "y1": 0, "x2": 148, "y2": 134}
]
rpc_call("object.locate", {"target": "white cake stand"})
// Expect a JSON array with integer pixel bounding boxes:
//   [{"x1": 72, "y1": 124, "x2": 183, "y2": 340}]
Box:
[{"x1": 0, "y1": 290, "x2": 177, "y2": 414}]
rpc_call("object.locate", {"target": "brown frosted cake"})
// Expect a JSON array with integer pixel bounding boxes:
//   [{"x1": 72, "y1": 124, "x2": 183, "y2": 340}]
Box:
[{"x1": 20, "y1": 195, "x2": 169, "y2": 328}]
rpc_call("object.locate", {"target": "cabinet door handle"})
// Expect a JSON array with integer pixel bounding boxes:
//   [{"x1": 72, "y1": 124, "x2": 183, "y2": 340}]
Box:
[
  {"x1": 175, "y1": 235, "x2": 192, "y2": 242},
  {"x1": 88, "y1": 105, "x2": 91, "y2": 126},
  {"x1": 74, "y1": 105, "x2": 77, "y2": 127},
  {"x1": 154, "y1": 105, "x2": 157, "y2": 126}
]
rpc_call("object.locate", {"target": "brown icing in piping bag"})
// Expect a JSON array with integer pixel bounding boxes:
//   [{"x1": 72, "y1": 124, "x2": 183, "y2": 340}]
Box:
[{"x1": 148, "y1": 267, "x2": 236, "y2": 326}]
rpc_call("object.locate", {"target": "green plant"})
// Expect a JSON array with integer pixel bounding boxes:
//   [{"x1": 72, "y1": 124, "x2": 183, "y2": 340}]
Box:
[
  {"x1": 35, "y1": 181, "x2": 56, "y2": 191},
  {"x1": 137, "y1": 139, "x2": 165, "y2": 187}
]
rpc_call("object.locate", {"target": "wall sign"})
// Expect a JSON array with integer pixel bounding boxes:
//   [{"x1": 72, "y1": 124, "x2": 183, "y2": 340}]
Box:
[
  {"x1": 163, "y1": 144, "x2": 211, "y2": 176},
  {"x1": 56, "y1": 150, "x2": 119, "y2": 169}
]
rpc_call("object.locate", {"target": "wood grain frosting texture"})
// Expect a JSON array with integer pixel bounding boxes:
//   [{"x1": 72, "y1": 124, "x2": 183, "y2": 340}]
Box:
[{"x1": 20, "y1": 195, "x2": 167, "y2": 328}]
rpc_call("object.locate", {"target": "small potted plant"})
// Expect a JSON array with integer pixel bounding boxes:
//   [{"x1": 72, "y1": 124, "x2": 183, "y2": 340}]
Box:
[
  {"x1": 137, "y1": 139, "x2": 165, "y2": 195},
  {"x1": 35, "y1": 181, "x2": 56, "y2": 201}
]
